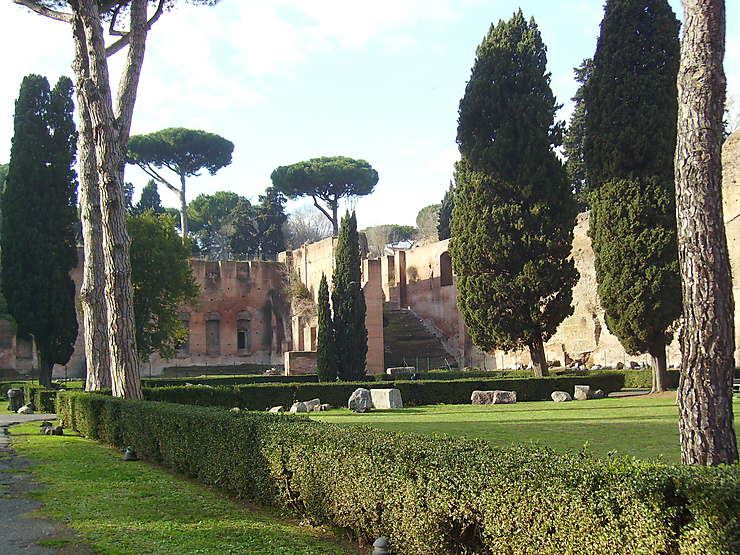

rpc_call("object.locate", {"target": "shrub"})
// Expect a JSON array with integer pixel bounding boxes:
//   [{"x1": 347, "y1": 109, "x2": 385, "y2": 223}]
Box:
[
  {"x1": 57, "y1": 392, "x2": 740, "y2": 554},
  {"x1": 139, "y1": 373, "x2": 625, "y2": 410}
]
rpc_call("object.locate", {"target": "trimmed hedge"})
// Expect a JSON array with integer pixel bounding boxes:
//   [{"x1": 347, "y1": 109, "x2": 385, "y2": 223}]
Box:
[
  {"x1": 141, "y1": 374, "x2": 320, "y2": 388},
  {"x1": 57, "y1": 392, "x2": 740, "y2": 554},
  {"x1": 22, "y1": 383, "x2": 82, "y2": 413},
  {"x1": 141, "y1": 373, "x2": 625, "y2": 410}
]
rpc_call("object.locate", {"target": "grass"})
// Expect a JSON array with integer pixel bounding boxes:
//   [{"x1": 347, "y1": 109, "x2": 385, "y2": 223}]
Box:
[
  {"x1": 310, "y1": 394, "x2": 740, "y2": 463},
  {"x1": 9, "y1": 422, "x2": 354, "y2": 555}
]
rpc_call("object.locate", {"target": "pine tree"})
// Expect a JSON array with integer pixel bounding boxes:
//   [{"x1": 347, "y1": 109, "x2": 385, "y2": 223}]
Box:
[
  {"x1": 584, "y1": 0, "x2": 681, "y2": 391},
  {"x1": 1, "y1": 75, "x2": 79, "y2": 387},
  {"x1": 451, "y1": 11, "x2": 578, "y2": 377},
  {"x1": 332, "y1": 211, "x2": 367, "y2": 380},
  {"x1": 437, "y1": 181, "x2": 455, "y2": 240},
  {"x1": 316, "y1": 274, "x2": 337, "y2": 381}
]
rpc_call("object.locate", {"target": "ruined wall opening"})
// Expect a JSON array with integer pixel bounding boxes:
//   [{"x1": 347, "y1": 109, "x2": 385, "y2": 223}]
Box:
[
  {"x1": 177, "y1": 313, "x2": 190, "y2": 355},
  {"x1": 440, "y1": 251, "x2": 453, "y2": 286},
  {"x1": 237, "y1": 319, "x2": 250, "y2": 352},
  {"x1": 205, "y1": 312, "x2": 221, "y2": 355}
]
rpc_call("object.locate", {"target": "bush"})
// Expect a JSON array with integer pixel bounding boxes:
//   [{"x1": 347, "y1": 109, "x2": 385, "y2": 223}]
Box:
[
  {"x1": 139, "y1": 373, "x2": 625, "y2": 410},
  {"x1": 22, "y1": 384, "x2": 61, "y2": 412},
  {"x1": 141, "y1": 374, "x2": 319, "y2": 388},
  {"x1": 57, "y1": 392, "x2": 740, "y2": 554}
]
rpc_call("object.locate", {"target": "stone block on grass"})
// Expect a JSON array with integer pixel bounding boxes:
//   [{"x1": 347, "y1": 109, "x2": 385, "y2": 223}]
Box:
[
  {"x1": 348, "y1": 388, "x2": 372, "y2": 413},
  {"x1": 574, "y1": 385, "x2": 594, "y2": 401},
  {"x1": 551, "y1": 391, "x2": 573, "y2": 402},
  {"x1": 370, "y1": 388, "x2": 403, "y2": 409}
]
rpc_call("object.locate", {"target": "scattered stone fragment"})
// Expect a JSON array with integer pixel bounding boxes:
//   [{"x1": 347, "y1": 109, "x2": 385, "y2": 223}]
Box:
[
  {"x1": 615, "y1": 362, "x2": 625, "y2": 370},
  {"x1": 303, "y1": 398, "x2": 321, "y2": 412},
  {"x1": 319, "y1": 404, "x2": 333, "y2": 411},
  {"x1": 17, "y1": 405, "x2": 33, "y2": 415},
  {"x1": 229, "y1": 407, "x2": 241, "y2": 413},
  {"x1": 629, "y1": 361, "x2": 640, "y2": 369},
  {"x1": 551, "y1": 391, "x2": 573, "y2": 402},
  {"x1": 289, "y1": 401, "x2": 308, "y2": 414},
  {"x1": 51, "y1": 426, "x2": 64, "y2": 436},
  {"x1": 268, "y1": 406, "x2": 284, "y2": 413},
  {"x1": 348, "y1": 388, "x2": 372, "y2": 413},
  {"x1": 471, "y1": 390, "x2": 516, "y2": 404},
  {"x1": 573, "y1": 385, "x2": 594, "y2": 401},
  {"x1": 370, "y1": 388, "x2": 403, "y2": 409},
  {"x1": 593, "y1": 389, "x2": 606, "y2": 399}
]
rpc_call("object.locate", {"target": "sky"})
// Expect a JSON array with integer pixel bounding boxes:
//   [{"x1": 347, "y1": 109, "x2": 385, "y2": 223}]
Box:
[{"x1": 0, "y1": 0, "x2": 738, "y2": 229}]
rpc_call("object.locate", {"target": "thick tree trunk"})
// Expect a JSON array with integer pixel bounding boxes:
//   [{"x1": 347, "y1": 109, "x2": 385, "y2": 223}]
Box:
[
  {"x1": 75, "y1": 0, "x2": 144, "y2": 399},
  {"x1": 37, "y1": 355, "x2": 53, "y2": 389},
  {"x1": 73, "y1": 15, "x2": 111, "y2": 391},
  {"x1": 179, "y1": 173, "x2": 188, "y2": 238},
  {"x1": 648, "y1": 342, "x2": 668, "y2": 393},
  {"x1": 674, "y1": 0, "x2": 737, "y2": 465},
  {"x1": 528, "y1": 336, "x2": 549, "y2": 377},
  {"x1": 331, "y1": 199, "x2": 338, "y2": 237}
]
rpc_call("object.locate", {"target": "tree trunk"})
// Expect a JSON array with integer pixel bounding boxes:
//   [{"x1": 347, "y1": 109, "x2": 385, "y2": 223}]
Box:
[
  {"x1": 331, "y1": 199, "x2": 338, "y2": 237},
  {"x1": 37, "y1": 355, "x2": 53, "y2": 389},
  {"x1": 648, "y1": 342, "x2": 668, "y2": 393},
  {"x1": 528, "y1": 335, "x2": 549, "y2": 377},
  {"x1": 75, "y1": 0, "x2": 143, "y2": 399},
  {"x1": 674, "y1": 0, "x2": 737, "y2": 465},
  {"x1": 73, "y1": 15, "x2": 111, "y2": 391},
  {"x1": 179, "y1": 172, "x2": 188, "y2": 238}
]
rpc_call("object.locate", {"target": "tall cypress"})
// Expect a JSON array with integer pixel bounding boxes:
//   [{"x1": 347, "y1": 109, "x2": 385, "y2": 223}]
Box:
[
  {"x1": 563, "y1": 59, "x2": 593, "y2": 210},
  {"x1": 316, "y1": 273, "x2": 337, "y2": 381},
  {"x1": 1, "y1": 75, "x2": 79, "y2": 387},
  {"x1": 437, "y1": 181, "x2": 455, "y2": 240},
  {"x1": 584, "y1": 0, "x2": 681, "y2": 391},
  {"x1": 332, "y1": 211, "x2": 367, "y2": 380},
  {"x1": 451, "y1": 10, "x2": 578, "y2": 377}
]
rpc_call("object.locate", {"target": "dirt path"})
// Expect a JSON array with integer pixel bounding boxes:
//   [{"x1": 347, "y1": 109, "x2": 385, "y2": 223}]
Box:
[{"x1": 0, "y1": 417, "x2": 94, "y2": 554}]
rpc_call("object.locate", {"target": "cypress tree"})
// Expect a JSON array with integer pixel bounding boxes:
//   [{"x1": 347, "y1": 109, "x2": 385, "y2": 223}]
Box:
[
  {"x1": 1, "y1": 75, "x2": 79, "y2": 387},
  {"x1": 584, "y1": 0, "x2": 681, "y2": 391},
  {"x1": 316, "y1": 273, "x2": 337, "y2": 381},
  {"x1": 332, "y1": 211, "x2": 367, "y2": 380},
  {"x1": 563, "y1": 59, "x2": 593, "y2": 210},
  {"x1": 451, "y1": 11, "x2": 578, "y2": 377},
  {"x1": 134, "y1": 180, "x2": 165, "y2": 215},
  {"x1": 584, "y1": 0, "x2": 680, "y2": 187},
  {"x1": 437, "y1": 181, "x2": 455, "y2": 240}
]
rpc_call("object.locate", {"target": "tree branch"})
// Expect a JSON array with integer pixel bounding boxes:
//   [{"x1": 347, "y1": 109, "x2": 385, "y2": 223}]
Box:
[
  {"x1": 108, "y1": 3, "x2": 125, "y2": 35},
  {"x1": 138, "y1": 163, "x2": 181, "y2": 195},
  {"x1": 12, "y1": 0, "x2": 72, "y2": 22},
  {"x1": 311, "y1": 195, "x2": 333, "y2": 224},
  {"x1": 106, "y1": 0, "x2": 165, "y2": 57}
]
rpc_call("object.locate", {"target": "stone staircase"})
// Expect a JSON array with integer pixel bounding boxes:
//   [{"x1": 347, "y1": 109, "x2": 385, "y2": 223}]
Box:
[{"x1": 383, "y1": 302, "x2": 455, "y2": 370}]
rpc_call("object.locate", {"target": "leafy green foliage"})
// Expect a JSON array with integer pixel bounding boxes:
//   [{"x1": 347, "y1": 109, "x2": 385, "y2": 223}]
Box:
[
  {"x1": 133, "y1": 179, "x2": 165, "y2": 215},
  {"x1": 58, "y1": 391, "x2": 740, "y2": 554},
  {"x1": 584, "y1": 1, "x2": 681, "y2": 369},
  {"x1": 271, "y1": 156, "x2": 378, "y2": 234},
  {"x1": 590, "y1": 177, "x2": 681, "y2": 355},
  {"x1": 563, "y1": 59, "x2": 592, "y2": 209},
  {"x1": 11, "y1": 420, "x2": 347, "y2": 555},
  {"x1": 128, "y1": 212, "x2": 199, "y2": 359},
  {"x1": 584, "y1": 0, "x2": 680, "y2": 188},
  {"x1": 0, "y1": 75, "x2": 79, "y2": 385},
  {"x1": 451, "y1": 12, "x2": 578, "y2": 367},
  {"x1": 316, "y1": 274, "x2": 337, "y2": 382},
  {"x1": 332, "y1": 212, "x2": 367, "y2": 380},
  {"x1": 188, "y1": 190, "x2": 243, "y2": 258},
  {"x1": 437, "y1": 182, "x2": 455, "y2": 240}
]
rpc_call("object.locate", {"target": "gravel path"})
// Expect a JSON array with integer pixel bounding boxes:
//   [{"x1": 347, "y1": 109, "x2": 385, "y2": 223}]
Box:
[{"x1": 0, "y1": 415, "x2": 93, "y2": 554}]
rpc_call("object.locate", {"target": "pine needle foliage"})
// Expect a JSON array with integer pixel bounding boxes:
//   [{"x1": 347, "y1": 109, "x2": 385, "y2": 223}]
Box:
[
  {"x1": 316, "y1": 274, "x2": 337, "y2": 382},
  {"x1": 1, "y1": 75, "x2": 79, "y2": 386},
  {"x1": 451, "y1": 11, "x2": 578, "y2": 376},
  {"x1": 331, "y1": 212, "x2": 367, "y2": 380}
]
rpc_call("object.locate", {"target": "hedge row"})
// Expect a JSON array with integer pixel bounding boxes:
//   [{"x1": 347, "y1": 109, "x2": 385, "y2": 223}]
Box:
[
  {"x1": 140, "y1": 369, "x2": 537, "y2": 388},
  {"x1": 56, "y1": 392, "x2": 740, "y2": 554},
  {"x1": 22, "y1": 383, "x2": 81, "y2": 412},
  {"x1": 141, "y1": 373, "x2": 625, "y2": 410}
]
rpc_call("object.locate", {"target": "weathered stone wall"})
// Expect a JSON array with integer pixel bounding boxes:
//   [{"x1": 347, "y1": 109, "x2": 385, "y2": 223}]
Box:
[{"x1": 723, "y1": 131, "x2": 740, "y2": 365}]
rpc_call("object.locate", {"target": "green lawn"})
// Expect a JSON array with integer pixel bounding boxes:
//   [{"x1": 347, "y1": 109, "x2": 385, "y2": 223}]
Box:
[
  {"x1": 311, "y1": 395, "x2": 740, "y2": 463},
  {"x1": 9, "y1": 422, "x2": 354, "y2": 555}
]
